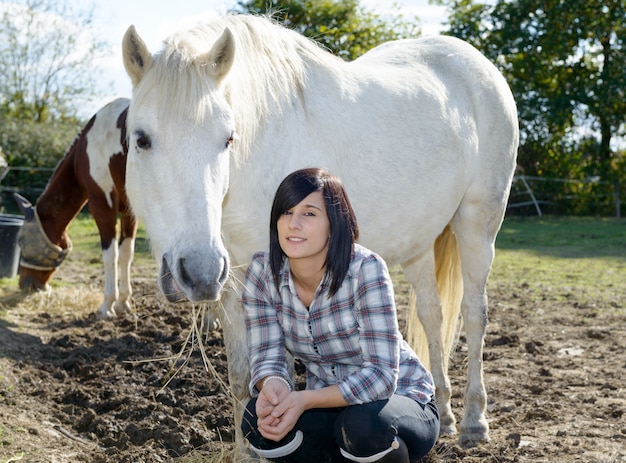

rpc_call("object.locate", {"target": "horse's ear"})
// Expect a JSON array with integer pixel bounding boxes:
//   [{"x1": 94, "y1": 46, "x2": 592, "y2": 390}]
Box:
[
  {"x1": 122, "y1": 25, "x2": 153, "y2": 87},
  {"x1": 13, "y1": 193, "x2": 35, "y2": 222},
  {"x1": 201, "y1": 27, "x2": 235, "y2": 85}
]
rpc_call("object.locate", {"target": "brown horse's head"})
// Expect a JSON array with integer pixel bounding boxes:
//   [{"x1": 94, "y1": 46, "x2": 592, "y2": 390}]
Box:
[
  {"x1": 18, "y1": 266, "x2": 55, "y2": 292},
  {"x1": 14, "y1": 193, "x2": 70, "y2": 292}
]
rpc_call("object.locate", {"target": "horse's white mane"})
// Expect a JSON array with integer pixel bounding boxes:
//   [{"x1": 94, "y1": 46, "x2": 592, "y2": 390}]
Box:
[{"x1": 135, "y1": 14, "x2": 345, "y2": 158}]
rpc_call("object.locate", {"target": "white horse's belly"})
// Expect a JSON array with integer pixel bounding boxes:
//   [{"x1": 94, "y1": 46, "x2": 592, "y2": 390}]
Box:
[{"x1": 225, "y1": 160, "x2": 464, "y2": 269}]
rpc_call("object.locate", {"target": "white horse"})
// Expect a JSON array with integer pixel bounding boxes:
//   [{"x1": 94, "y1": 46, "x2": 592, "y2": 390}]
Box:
[{"x1": 122, "y1": 14, "x2": 518, "y2": 458}]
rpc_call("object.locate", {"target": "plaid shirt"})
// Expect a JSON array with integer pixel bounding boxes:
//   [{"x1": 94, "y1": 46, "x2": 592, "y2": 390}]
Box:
[{"x1": 243, "y1": 244, "x2": 435, "y2": 405}]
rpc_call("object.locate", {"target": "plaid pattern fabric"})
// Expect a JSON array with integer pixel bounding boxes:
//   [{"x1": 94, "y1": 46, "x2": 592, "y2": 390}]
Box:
[{"x1": 243, "y1": 244, "x2": 435, "y2": 405}]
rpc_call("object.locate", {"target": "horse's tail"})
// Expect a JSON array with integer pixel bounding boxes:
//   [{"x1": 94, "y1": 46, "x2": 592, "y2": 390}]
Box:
[{"x1": 406, "y1": 225, "x2": 463, "y2": 372}]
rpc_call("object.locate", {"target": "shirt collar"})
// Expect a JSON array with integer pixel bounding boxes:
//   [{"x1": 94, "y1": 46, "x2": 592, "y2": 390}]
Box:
[
  {"x1": 278, "y1": 257, "x2": 331, "y2": 293},
  {"x1": 278, "y1": 258, "x2": 292, "y2": 290},
  {"x1": 278, "y1": 244, "x2": 362, "y2": 291}
]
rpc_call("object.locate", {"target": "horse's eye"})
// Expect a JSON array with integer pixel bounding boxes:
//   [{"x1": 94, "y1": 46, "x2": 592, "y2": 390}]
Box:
[
  {"x1": 135, "y1": 130, "x2": 152, "y2": 151},
  {"x1": 226, "y1": 130, "x2": 239, "y2": 148}
]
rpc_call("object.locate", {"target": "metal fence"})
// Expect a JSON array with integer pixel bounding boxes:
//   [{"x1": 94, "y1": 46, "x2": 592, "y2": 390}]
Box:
[
  {"x1": 1, "y1": 165, "x2": 623, "y2": 218},
  {"x1": 508, "y1": 175, "x2": 622, "y2": 218},
  {"x1": 0, "y1": 165, "x2": 55, "y2": 214}
]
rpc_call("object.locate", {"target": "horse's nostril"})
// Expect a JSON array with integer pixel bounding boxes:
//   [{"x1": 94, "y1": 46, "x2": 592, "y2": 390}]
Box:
[
  {"x1": 218, "y1": 257, "x2": 229, "y2": 285},
  {"x1": 178, "y1": 257, "x2": 194, "y2": 289}
]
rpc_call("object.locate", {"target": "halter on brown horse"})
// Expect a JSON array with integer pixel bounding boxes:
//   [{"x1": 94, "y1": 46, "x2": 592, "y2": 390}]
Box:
[{"x1": 15, "y1": 97, "x2": 137, "y2": 319}]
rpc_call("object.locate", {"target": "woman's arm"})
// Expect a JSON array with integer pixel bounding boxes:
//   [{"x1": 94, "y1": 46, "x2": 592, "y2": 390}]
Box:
[
  {"x1": 336, "y1": 253, "x2": 401, "y2": 404},
  {"x1": 243, "y1": 254, "x2": 292, "y2": 395},
  {"x1": 299, "y1": 384, "x2": 349, "y2": 409}
]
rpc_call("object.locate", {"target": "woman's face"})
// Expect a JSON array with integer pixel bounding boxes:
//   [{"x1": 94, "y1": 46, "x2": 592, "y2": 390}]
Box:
[{"x1": 277, "y1": 191, "x2": 330, "y2": 264}]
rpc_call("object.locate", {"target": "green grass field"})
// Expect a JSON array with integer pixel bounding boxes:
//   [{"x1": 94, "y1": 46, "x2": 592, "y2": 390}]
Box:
[
  {"x1": 496, "y1": 216, "x2": 625, "y2": 258},
  {"x1": 492, "y1": 216, "x2": 625, "y2": 308},
  {"x1": 60, "y1": 212, "x2": 154, "y2": 268}
]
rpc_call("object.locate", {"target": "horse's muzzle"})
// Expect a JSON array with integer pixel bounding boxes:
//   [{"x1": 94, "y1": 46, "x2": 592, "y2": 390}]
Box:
[
  {"x1": 159, "y1": 253, "x2": 227, "y2": 303},
  {"x1": 18, "y1": 268, "x2": 53, "y2": 293}
]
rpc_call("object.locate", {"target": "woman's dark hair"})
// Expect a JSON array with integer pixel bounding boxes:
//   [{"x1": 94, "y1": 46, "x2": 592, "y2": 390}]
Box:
[{"x1": 269, "y1": 167, "x2": 359, "y2": 296}]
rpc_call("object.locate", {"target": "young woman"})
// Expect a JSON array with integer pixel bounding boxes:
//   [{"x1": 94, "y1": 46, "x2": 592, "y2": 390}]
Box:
[{"x1": 241, "y1": 168, "x2": 440, "y2": 463}]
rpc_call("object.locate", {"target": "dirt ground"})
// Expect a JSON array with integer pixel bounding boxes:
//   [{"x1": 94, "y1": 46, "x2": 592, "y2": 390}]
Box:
[{"x1": 0, "y1": 253, "x2": 625, "y2": 463}]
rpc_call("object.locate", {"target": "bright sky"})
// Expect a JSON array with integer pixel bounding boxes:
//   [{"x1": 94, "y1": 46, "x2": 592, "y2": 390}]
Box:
[{"x1": 87, "y1": 0, "x2": 447, "y2": 117}]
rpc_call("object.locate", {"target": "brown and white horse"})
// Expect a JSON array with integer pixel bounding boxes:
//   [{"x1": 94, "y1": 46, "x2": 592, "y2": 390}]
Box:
[{"x1": 15, "y1": 97, "x2": 137, "y2": 319}]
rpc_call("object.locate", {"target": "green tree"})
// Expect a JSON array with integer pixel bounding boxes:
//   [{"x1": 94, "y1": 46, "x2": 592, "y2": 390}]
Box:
[
  {"x1": 0, "y1": 111, "x2": 82, "y2": 210},
  {"x1": 0, "y1": 0, "x2": 108, "y2": 122},
  {"x1": 437, "y1": 0, "x2": 625, "y2": 215},
  {"x1": 232, "y1": 0, "x2": 420, "y2": 60}
]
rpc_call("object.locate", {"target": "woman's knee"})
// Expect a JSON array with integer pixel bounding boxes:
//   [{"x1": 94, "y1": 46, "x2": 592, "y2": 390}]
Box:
[
  {"x1": 242, "y1": 403, "x2": 343, "y2": 463},
  {"x1": 334, "y1": 401, "x2": 400, "y2": 461},
  {"x1": 335, "y1": 398, "x2": 439, "y2": 462}
]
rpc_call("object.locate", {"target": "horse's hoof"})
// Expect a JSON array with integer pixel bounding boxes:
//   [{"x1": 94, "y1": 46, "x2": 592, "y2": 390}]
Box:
[
  {"x1": 458, "y1": 427, "x2": 490, "y2": 448},
  {"x1": 439, "y1": 422, "x2": 457, "y2": 435},
  {"x1": 437, "y1": 407, "x2": 457, "y2": 436},
  {"x1": 114, "y1": 301, "x2": 132, "y2": 314},
  {"x1": 96, "y1": 306, "x2": 117, "y2": 320}
]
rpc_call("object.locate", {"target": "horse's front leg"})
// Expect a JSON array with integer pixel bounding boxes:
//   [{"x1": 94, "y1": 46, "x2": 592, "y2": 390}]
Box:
[
  {"x1": 115, "y1": 235, "x2": 135, "y2": 315},
  {"x1": 97, "y1": 236, "x2": 119, "y2": 319},
  {"x1": 218, "y1": 290, "x2": 258, "y2": 461},
  {"x1": 115, "y1": 212, "x2": 137, "y2": 316},
  {"x1": 93, "y1": 208, "x2": 123, "y2": 320}
]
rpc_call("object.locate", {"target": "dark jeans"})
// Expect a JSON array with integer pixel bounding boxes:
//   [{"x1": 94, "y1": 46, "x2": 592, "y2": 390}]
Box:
[{"x1": 241, "y1": 394, "x2": 440, "y2": 463}]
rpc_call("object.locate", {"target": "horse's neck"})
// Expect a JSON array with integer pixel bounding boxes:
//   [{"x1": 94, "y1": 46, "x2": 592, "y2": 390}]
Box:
[{"x1": 37, "y1": 148, "x2": 87, "y2": 244}]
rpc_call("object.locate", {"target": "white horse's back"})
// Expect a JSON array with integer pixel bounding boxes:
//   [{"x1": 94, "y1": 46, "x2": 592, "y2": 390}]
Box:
[
  {"x1": 225, "y1": 32, "x2": 517, "y2": 267},
  {"x1": 122, "y1": 14, "x2": 518, "y2": 457}
]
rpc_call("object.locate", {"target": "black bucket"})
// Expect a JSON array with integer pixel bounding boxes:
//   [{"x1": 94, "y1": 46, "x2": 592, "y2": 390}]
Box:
[{"x1": 0, "y1": 213, "x2": 24, "y2": 278}]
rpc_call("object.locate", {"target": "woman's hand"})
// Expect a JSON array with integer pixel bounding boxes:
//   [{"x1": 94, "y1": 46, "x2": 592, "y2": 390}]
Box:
[
  {"x1": 256, "y1": 379, "x2": 306, "y2": 441},
  {"x1": 256, "y1": 382, "x2": 348, "y2": 441},
  {"x1": 255, "y1": 377, "x2": 290, "y2": 424}
]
